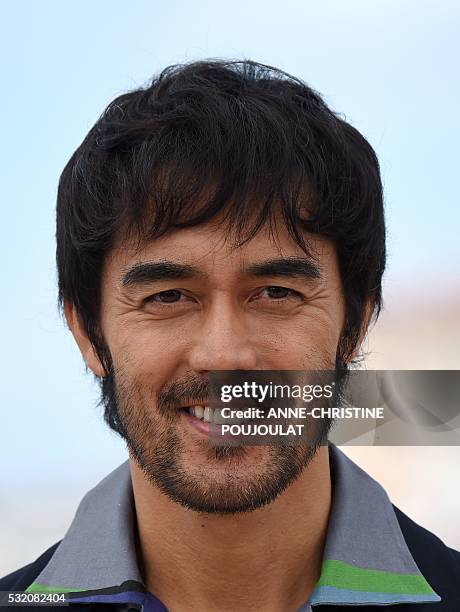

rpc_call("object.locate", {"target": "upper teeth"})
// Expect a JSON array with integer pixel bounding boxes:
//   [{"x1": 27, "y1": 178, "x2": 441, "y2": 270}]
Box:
[{"x1": 187, "y1": 405, "x2": 243, "y2": 425}]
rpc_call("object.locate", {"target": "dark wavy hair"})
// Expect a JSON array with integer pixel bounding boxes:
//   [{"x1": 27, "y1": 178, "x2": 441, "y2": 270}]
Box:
[{"x1": 56, "y1": 59, "x2": 385, "y2": 433}]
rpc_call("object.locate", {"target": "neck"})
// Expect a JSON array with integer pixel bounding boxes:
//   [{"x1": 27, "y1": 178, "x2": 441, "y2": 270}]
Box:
[{"x1": 130, "y1": 446, "x2": 331, "y2": 612}]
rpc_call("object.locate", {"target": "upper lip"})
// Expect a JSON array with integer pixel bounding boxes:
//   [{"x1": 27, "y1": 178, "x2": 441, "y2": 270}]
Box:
[{"x1": 179, "y1": 401, "x2": 271, "y2": 412}]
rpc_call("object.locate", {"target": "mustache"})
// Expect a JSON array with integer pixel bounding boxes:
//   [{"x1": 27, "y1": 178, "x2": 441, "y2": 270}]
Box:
[{"x1": 157, "y1": 373, "x2": 210, "y2": 413}]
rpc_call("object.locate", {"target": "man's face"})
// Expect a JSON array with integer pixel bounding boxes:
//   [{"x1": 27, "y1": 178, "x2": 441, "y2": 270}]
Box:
[{"x1": 92, "y1": 218, "x2": 345, "y2": 513}]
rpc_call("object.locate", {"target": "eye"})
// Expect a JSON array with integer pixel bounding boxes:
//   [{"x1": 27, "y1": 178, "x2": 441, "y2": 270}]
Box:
[
  {"x1": 252, "y1": 286, "x2": 304, "y2": 302},
  {"x1": 265, "y1": 286, "x2": 293, "y2": 299},
  {"x1": 145, "y1": 289, "x2": 184, "y2": 304}
]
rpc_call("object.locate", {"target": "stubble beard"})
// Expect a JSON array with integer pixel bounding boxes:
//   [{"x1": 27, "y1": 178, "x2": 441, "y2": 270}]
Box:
[{"x1": 105, "y1": 364, "x2": 336, "y2": 515}]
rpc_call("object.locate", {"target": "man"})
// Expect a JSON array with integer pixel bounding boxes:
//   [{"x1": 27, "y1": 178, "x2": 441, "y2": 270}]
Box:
[{"x1": 1, "y1": 60, "x2": 458, "y2": 611}]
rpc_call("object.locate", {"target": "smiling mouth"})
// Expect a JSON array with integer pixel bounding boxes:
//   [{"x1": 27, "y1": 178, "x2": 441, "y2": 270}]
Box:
[{"x1": 182, "y1": 405, "x2": 245, "y2": 425}]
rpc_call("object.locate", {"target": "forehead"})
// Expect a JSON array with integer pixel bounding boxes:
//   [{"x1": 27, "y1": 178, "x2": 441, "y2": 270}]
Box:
[{"x1": 103, "y1": 217, "x2": 338, "y2": 282}]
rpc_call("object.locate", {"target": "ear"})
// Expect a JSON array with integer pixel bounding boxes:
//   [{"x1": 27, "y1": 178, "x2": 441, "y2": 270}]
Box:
[
  {"x1": 64, "y1": 299, "x2": 107, "y2": 377},
  {"x1": 349, "y1": 298, "x2": 375, "y2": 361}
]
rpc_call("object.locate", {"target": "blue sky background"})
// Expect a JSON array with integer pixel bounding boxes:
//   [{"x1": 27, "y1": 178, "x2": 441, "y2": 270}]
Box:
[{"x1": 1, "y1": 0, "x2": 459, "y2": 490}]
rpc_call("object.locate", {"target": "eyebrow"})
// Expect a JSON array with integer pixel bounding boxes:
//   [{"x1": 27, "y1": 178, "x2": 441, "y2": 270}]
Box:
[
  {"x1": 245, "y1": 257, "x2": 321, "y2": 281},
  {"x1": 121, "y1": 256, "x2": 321, "y2": 289},
  {"x1": 121, "y1": 261, "x2": 201, "y2": 287}
]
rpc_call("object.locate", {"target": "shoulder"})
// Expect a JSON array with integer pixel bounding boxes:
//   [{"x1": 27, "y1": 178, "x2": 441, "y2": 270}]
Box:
[
  {"x1": 0, "y1": 541, "x2": 62, "y2": 591},
  {"x1": 0, "y1": 541, "x2": 106, "y2": 612},
  {"x1": 393, "y1": 505, "x2": 460, "y2": 606}
]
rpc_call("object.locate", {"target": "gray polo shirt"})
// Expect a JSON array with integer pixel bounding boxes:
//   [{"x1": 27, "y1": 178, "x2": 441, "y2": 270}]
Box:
[{"x1": 25, "y1": 445, "x2": 440, "y2": 610}]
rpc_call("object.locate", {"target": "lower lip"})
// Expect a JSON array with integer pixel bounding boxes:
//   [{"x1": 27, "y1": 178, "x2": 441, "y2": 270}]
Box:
[{"x1": 181, "y1": 409, "x2": 234, "y2": 439}]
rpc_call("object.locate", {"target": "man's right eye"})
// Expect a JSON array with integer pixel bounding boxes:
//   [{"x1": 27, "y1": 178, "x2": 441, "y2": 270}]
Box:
[{"x1": 145, "y1": 289, "x2": 183, "y2": 304}]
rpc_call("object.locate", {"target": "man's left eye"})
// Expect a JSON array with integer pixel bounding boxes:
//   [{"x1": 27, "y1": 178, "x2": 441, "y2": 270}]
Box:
[{"x1": 261, "y1": 286, "x2": 301, "y2": 300}]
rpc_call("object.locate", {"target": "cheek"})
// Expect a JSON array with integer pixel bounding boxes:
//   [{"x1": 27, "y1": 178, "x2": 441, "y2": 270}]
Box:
[
  {"x1": 112, "y1": 323, "x2": 189, "y2": 387},
  {"x1": 251, "y1": 315, "x2": 341, "y2": 369}
]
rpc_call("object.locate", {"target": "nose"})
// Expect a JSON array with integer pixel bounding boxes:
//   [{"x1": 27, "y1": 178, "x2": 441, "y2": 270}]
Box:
[{"x1": 187, "y1": 298, "x2": 257, "y2": 372}]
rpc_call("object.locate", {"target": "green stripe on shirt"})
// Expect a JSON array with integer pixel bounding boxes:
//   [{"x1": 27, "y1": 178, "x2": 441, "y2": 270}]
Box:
[{"x1": 317, "y1": 559, "x2": 436, "y2": 595}]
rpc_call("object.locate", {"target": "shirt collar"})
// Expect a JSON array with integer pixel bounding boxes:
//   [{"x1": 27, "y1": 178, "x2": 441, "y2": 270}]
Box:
[
  {"x1": 309, "y1": 445, "x2": 440, "y2": 606},
  {"x1": 26, "y1": 445, "x2": 440, "y2": 608}
]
